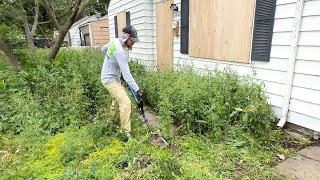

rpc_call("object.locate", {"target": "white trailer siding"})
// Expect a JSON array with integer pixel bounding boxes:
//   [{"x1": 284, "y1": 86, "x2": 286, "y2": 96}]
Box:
[
  {"x1": 69, "y1": 26, "x2": 82, "y2": 46},
  {"x1": 108, "y1": 0, "x2": 320, "y2": 131}
]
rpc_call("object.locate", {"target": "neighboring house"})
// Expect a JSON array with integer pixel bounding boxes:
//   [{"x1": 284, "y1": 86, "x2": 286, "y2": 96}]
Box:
[
  {"x1": 108, "y1": 0, "x2": 320, "y2": 133},
  {"x1": 79, "y1": 16, "x2": 110, "y2": 47},
  {"x1": 69, "y1": 15, "x2": 99, "y2": 47}
]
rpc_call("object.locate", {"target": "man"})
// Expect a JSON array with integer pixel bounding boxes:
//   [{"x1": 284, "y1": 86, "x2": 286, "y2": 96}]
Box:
[{"x1": 101, "y1": 25, "x2": 142, "y2": 141}]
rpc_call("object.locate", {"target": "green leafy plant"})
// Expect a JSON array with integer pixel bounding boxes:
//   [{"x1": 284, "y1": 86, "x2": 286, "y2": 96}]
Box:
[{"x1": 130, "y1": 62, "x2": 277, "y2": 142}]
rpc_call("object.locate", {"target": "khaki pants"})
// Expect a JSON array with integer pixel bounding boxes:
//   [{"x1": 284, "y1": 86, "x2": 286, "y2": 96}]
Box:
[{"x1": 104, "y1": 81, "x2": 131, "y2": 132}]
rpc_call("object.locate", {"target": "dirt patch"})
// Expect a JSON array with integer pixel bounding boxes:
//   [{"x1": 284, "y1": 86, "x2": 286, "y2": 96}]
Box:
[
  {"x1": 144, "y1": 111, "x2": 161, "y2": 128},
  {"x1": 150, "y1": 134, "x2": 170, "y2": 148}
]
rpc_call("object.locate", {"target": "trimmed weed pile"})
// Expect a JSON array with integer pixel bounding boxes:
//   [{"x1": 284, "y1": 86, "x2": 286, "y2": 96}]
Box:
[{"x1": 0, "y1": 49, "x2": 310, "y2": 179}]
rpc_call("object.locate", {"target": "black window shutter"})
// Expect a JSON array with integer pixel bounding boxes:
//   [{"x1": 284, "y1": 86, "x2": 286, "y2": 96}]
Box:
[
  {"x1": 114, "y1": 16, "x2": 118, "y2": 38},
  {"x1": 180, "y1": 0, "x2": 189, "y2": 54},
  {"x1": 251, "y1": 0, "x2": 277, "y2": 61},
  {"x1": 126, "y1": 12, "x2": 131, "y2": 26}
]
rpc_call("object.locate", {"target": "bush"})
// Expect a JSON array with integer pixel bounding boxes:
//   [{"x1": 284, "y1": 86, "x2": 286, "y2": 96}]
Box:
[
  {"x1": 130, "y1": 62, "x2": 276, "y2": 141},
  {"x1": 0, "y1": 49, "x2": 111, "y2": 135},
  {"x1": 0, "y1": 24, "x2": 26, "y2": 49},
  {"x1": 1, "y1": 48, "x2": 276, "y2": 141}
]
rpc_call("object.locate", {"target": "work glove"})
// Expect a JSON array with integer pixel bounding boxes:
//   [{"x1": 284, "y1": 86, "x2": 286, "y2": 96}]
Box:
[
  {"x1": 136, "y1": 89, "x2": 143, "y2": 102},
  {"x1": 136, "y1": 89, "x2": 143, "y2": 96}
]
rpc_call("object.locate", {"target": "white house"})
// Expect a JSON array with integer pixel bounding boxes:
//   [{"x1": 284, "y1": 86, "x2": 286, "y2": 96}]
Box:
[{"x1": 108, "y1": 0, "x2": 320, "y2": 133}]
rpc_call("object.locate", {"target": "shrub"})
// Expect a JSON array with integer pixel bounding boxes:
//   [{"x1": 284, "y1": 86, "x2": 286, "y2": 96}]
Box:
[
  {"x1": 0, "y1": 49, "x2": 111, "y2": 135},
  {"x1": 0, "y1": 24, "x2": 26, "y2": 49},
  {"x1": 1, "y1": 49, "x2": 276, "y2": 142}
]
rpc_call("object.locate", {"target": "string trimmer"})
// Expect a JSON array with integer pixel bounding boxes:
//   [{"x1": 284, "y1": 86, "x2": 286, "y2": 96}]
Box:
[{"x1": 127, "y1": 85, "x2": 170, "y2": 146}]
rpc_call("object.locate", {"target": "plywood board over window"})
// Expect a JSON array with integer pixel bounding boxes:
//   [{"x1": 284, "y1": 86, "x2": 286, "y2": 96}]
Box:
[
  {"x1": 189, "y1": 0, "x2": 256, "y2": 63},
  {"x1": 117, "y1": 11, "x2": 127, "y2": 34}
]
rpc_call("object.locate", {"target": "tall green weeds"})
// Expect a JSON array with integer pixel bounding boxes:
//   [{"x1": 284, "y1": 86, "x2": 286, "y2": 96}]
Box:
[
  {"x1": 0, "y1": 49, "x2": 111, "y2": 135},
  {"x1": 130, "y1": 62, "x2": 277, "y2": 142}
]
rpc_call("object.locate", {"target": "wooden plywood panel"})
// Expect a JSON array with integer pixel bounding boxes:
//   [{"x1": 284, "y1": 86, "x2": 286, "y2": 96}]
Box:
[
  {"x1": 156, "y1": 0, "x2": 173, "y2": 71},
  {"x1": 189, "y1": 0, "x2": 214, "y2": 59},
  {"x1": 92, "y1": 26, "x2": 109, "y2": 31},
  {"x1": 189, "y1": 0, "x2": 255, "y2": 63},
  {"x1": 213, "y1": 0, "x2": 255, "y2": 63},
  {"x1": 117, "y1": 11, "x2": 127, "y2": 34},
  {"x1": 91, "y1": 19, "x2": 110, "y2": 46}
]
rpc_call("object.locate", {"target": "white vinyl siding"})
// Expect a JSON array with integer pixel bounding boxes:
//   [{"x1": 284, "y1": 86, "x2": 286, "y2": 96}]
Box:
[
  {"x1": 108, "y1": 0, "x2": 156, "y2": 68},
  {"x1": 288, "y1": 0, "x2": 320, "y2": 131}
]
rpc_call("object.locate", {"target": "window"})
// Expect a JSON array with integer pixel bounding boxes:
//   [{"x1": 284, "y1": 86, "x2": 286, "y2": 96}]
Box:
[
  {"x1": 116, "y1": 11, "x2": 131, "y2": 37},
  {"x1": 114, "y1": 16, "x2": 118, "y2": 38},
  {"x1": 126, "y1": 11, "x2": 131, "y2": 26},
  {"x1": 251, "y1": 0, "x2": 277, "y2": 61},
  {"x1": 189, "y1": 0, "x2": 256, "y2": 63},
  {"x1": 83, "y1": 34, "x2": 91, "y2": 46},
  {"x1": 117, "y1": 11, "x2": 127, "y2": 33}
]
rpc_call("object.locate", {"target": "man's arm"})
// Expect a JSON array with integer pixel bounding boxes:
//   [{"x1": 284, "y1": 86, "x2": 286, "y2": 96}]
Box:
[{"x1": 115, "y1": 52, "x2": 140, "y2": 92}]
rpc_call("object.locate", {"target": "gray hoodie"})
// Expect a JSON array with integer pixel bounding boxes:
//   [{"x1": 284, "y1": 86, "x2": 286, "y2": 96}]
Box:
[{"x1": 100, "y1": 37, "x2": 139, "y2": 92}]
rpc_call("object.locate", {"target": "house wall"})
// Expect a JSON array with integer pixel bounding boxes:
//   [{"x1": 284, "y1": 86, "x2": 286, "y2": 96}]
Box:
[
  {"x1": 288, "y1": 0, "x2": 320, "y2": 131},
  {"x1": 69, "y1": 26, "x2": 82, "y2": 46},
  {"x1": 69, "y1": 15, "x2": 98, "y2": 47},
  {"x1": 109, "y1": 0, "x2": 320, "y2": 131},
  {"x1": 108, "y1": 0, "x2": 156, "y2": 69}
]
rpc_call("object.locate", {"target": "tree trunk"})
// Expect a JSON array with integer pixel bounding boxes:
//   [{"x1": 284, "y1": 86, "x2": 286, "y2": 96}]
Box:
[
  {"x1": 22, "y1": 17, "x2": 36, "y2": 52},
  {"x1": 31, "y1": 0, "x2": 39, "y2": 35},
  {"x1": 47, "y1": 30, "x2": 68, "y2": 60},
  {"x1": 43, "y1": 0, "x2": 90, "y2": 60},
  {"x1": 0, "y1": 39, "x2": 20, "y2": 69},
  {"x1": 18, "y1": 0, "x2": 36, "y2": 52}
]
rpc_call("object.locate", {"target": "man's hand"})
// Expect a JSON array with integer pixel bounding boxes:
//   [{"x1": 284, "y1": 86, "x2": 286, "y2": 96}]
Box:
[{"x1": 136, "y1": 89, "x2": 143, "y2": 97}]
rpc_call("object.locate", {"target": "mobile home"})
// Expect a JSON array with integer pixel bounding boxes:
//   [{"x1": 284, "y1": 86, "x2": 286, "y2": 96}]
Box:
[
  {"x1": 79, "y1": 16, "x2": 110, "y2": 47},
  {"x1": 69, "y1": 15, "x2": 99, "y2": 47}
]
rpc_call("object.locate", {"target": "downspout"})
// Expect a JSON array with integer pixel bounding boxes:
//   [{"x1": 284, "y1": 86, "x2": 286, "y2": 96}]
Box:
[{"x1": 278, "y1": 0, "x2": 305, "y2": 128}]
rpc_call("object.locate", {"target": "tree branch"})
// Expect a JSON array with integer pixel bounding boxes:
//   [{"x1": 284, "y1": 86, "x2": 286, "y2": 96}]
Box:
[
  {"x1": 75, "y1": 0, "x2": 91, "y2": 20},
  {"x1": 63, "y1": 0, "x2": 87, "y2": 30},
  {"x1": 17, "y1": 0, "x2": 36, "y2": 52},
  {"x1": 37, "y1": 9, "x2": 75, "y2": 25},
  {"x1": 45, "y1": 0, "x2": 91, "y2": 61},
  {"x1": 0, "y1": 39, "x2": 21, "y2": 70},
  {"x1": 43, "y1": 0, "x2": 62, "y2": 30},
  {"x1": 38, "y1": 20, "x2": 52, "y2": 25},
  {"x1": 31, "y1": 0, "x2": 39, "y2": 35}
]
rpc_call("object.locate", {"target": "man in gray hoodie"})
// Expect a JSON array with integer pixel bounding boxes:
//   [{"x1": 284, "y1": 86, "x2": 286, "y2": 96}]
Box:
[{"x1": 101, "y1": 25, "x2": 142, "y2": 141}]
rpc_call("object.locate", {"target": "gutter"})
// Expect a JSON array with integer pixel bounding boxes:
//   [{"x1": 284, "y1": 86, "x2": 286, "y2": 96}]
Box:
[{"x1": 278, "y1": 0, "x2": 305, "y2": 128}]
